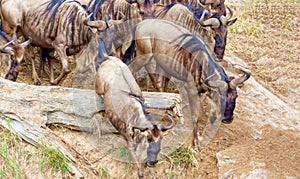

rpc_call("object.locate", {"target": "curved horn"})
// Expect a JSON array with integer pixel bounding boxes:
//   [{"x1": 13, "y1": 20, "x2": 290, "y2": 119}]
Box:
[
  {"x1": 0, "y1": 40, "x2": 14, "y2": 54},
  {"x1": 220, "y1": 6, "x2": 233, "y2": 24},
  {"x1": 229, "y1": 68, "x2": 251, "y2": 88},
  {"x1": 84, "y1": 13, "x2": 107, "y2": 31},
  {"x1": 20, "y1": 37, "x2": 32, "y2": 48},
  {"x1": 118, "y1": 11, "x2": 126, "y2": 20},
  {"x1": 200, "y1": 17, "x2": 220, "y2": 28},
  {"x1": 84, "y1": 20, "x2": 107, "y2": 31},
  {"x1": 157, "y1": 113, "x2": 175, "y2": 131}
]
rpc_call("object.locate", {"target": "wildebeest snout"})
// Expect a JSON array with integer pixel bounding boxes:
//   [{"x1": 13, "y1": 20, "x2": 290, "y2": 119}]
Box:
[{"x1": 145, "y1": 159, "x2": 158, "y2": 167}]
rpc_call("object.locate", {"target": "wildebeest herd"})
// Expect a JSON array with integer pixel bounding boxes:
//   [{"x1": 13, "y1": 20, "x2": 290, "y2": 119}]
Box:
[{"x1": 0, "y1": 0, "x2": 251, "y2": 178}]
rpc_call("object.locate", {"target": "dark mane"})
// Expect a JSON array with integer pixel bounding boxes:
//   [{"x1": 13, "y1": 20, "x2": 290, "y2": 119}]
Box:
[
  {"x1": 175, "y1": 34, "x2": 230, "y2": 82},
  {"x1": 43, "y1": 0, "x2": 66, "y2": 20},
  {"x1": 159, "y1": 3, "x2": 187, "y2": 17},
  {"x1": 159, "y1": 2, "x2": 207, "y2": 21},
  {"x1": 88, "y1": 0, "x2": 106, "y2": 20}
]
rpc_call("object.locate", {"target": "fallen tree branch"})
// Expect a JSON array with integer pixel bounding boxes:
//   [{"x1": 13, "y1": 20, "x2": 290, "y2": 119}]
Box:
[{"x1": 0, "y1": 78, "x2": 183, "y2": 132}]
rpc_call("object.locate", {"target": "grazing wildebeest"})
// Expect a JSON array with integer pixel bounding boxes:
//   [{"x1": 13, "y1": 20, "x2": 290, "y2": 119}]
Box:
[
  {"x1": 0, "y1": 31, "x2": 31, "y2": 81},
  {"x1": 76, "y1": 26, "x2": 175, "y2": 179},
  {"x1": 128, "y1": 19, "x2": 250, "y2": 150},
  {"x1": 0, "y1": 0, "x2": 120, "y2": 84},
  {"x1": 126, "y1": 3, "x2": 236, "y2": 92}
]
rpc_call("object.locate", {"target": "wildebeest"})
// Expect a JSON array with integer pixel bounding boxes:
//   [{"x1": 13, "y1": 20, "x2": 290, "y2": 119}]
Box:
[
  {"x1": 155, "y1": 3, "x2": 237, "y2": 61},
  {"x1": 85, "y1": 0, "x2": 161, "y2": 20},
  {"x1": 0, "y1": 0, "x2": 120, "y2": 84},
  {"x1": 128, "y1": 19, "x2": 250, "y2": 149},
  {"x1": 0, "y1": 31, "x2": 31, "y2": 81},
  {"x1": 86, "y1": 0, "x2": 141, "y2": 20},
  {"x1": 144, "y1": 3, "x2": 236, "y2": 91},
  {"x1": 124, "y1": 0, "x2": 160, "y2": 19},
  {"x1": 158, "y1": 0, "x2": 226, "y2": 14},
  {"x1": 76, "y1": 26, "x2": 175, "y2": 179}
]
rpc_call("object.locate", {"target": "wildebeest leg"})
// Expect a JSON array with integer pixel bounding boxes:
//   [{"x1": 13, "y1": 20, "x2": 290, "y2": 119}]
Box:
[
  {"x1": 26, "y1": 46, "x2": 41, "y2": 85},
  {"x1": 31, "y1": 57, "x2": 42, "y2": 85},
  {"x1": 154, "y1": 62, "x2": 171, "y2": 91},
  {"x1": 51, "y1": 43, "x2": 69, "y2": 85},
  {"x1": 48, "y1": 59, "x2": 54, "y2": 84},
  {"x1": 145, "y1": 66, "x2": 164, "y2": 92},
  {"x1": 162, "y1": 76, "x2": 170, "y2": 91},
  {"x1": 197, "y1": 98, "x2": 223, "y2": 150},
  {"x1": 128, "y1": 53, "x2": 152, "y2": 76},
  {"x1": 39, "y1": 48, "x2": 52, "y2": 77},
  {"x1": 127, "y1": 141, "x2": 144, "y2": 179},
  {"x1": 184, "y1": 80, "x2": 200, "y2": 149},
  {"x1": 145, "y1": 60, "x2": 170, "y2": 92}
]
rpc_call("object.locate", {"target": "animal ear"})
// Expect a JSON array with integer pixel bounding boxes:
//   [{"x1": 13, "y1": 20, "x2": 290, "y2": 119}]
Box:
[{"x1": 227, "y1": 17, "x2": 237, "y2": 26}]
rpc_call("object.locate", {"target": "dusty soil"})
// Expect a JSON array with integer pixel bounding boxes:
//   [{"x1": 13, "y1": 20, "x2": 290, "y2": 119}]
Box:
[{"x1": 2, "y1": 0, "x2": 300, "y2": 178}]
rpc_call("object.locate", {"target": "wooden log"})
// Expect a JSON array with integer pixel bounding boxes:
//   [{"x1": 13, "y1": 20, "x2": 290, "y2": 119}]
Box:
[
  {"x1": 0, "y1": 77, "x2": 183, "y2": 131},
  {"x1": 0, "y1": 77, "x2": 183, "y2": 178}
]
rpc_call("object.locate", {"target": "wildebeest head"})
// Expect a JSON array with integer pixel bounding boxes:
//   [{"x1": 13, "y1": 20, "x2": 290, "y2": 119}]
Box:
[
  {"x1": 133, "y1": 112, "x2": 175, "y2": 167},
  {"x1": 129, "y1": 93, "x2": 175, "y2": 167},
  {"x1": 205, "y1": 67, "x2": 251, "y2": 124},
  {"x1": 0, "y1": 35, "x2": 31, "y2": 81},
  {"x1": 75, "y1": 13, "x2": 124, "y2": 73},
  {"x1": 199, "y1": 7, "x2": 237, "y2": 61},
  {"x1": 126, "y1": 0, "x2": 159, "y2": 19}
]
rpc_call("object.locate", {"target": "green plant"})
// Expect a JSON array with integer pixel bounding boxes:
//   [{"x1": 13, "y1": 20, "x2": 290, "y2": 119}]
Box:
[
  {"x1": 38, "y1": 143, "x2": 70, "y2": 174},
  {"x1": 98, "y1": 164, "x2": 110, "y2": 179},
  {"x1": 119, "y1": 147, "x2": 131, "y2": 164},
  {"x1": 169, "y1": 170, "x2": 175, "y2": 179},
  {"x1": 170, "y1": 145, "x2": 198, "y2": 168}
]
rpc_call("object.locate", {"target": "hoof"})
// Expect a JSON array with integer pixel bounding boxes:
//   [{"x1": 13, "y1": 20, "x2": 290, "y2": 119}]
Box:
[
  {"x1": 50, "y1": 80, "x2": 58, "y2": 85},
  {"x1": 222, "y1": 118, "x2": 233, "y2": 124},
  {"x1": 65, "y1": 68, "x2": 71, "y2": 73},
  {"x1": 34, "y1": 80, "x2": 41, "y2": 85}
]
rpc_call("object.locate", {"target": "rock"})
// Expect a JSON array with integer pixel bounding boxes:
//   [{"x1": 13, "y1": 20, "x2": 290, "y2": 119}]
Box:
[
  {"x1": 217, "y1": 151, "x2": 269, "y2": 179},
  {"x1": 240, "y1": 169, "x2": 268, "y2": 179}
]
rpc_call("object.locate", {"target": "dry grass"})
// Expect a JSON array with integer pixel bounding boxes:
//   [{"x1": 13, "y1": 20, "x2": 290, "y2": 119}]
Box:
[
  {"x1": 227, "y1": 0, "x2": 300, "y2": 97},
  {"x1": 0, "y1": 126, "x2": 22, "y2": 179},
  {"x1": 0, "y1": 124, "x2": 72, "y2": 179}
]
